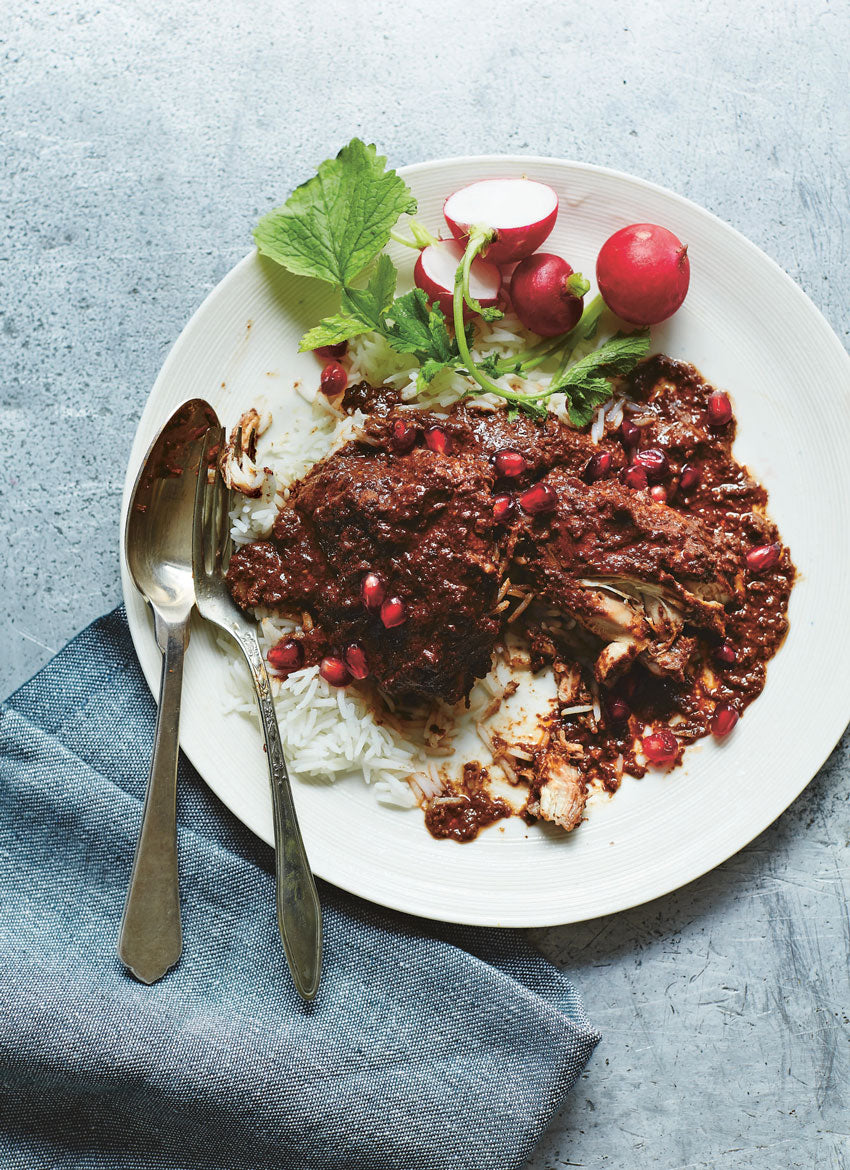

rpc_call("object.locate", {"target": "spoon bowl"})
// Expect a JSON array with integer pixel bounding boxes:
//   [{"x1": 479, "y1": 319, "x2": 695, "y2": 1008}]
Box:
[{"x1": 126, "y1": 400, "x2": 218, "y2": 615}]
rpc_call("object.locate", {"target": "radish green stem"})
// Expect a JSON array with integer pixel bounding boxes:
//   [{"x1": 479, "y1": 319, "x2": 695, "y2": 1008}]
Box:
[
  {"x1": 553, "y1": 294, "x2": 604, "y2": 379},
  {"x1": 390, "y1": 220, "x2": 440, "y2": 250},
  {"x1": 389, "y1": 230, "x2": 420, "y2": 250},
  {"x1": 491, "y1": 294, "x2": 605, "y2": 376}
]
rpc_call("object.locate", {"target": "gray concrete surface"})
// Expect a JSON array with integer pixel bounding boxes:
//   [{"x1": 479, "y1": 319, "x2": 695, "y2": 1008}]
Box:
[{"x1": 2, "y1": 1, "x2": 848, "y2": 1166}]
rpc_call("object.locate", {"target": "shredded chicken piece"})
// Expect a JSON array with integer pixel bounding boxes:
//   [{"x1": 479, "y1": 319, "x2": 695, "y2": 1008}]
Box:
[
  {"x1": 220, "y1": 408, "x2": 272, "y2": 497},
  {"x1": 527, "y1": 743, "x2": 587, "y2": 832}
]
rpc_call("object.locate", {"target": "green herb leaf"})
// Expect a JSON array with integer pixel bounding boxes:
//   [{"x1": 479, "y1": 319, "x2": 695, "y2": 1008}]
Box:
[
  {"x1": 550, "y1": 329, "x2": 651, "y2": 425},
  {"x1": 383, "y1": 289, "x2": 456, "y2": 364},
  {"x1": 299, "y1": 254, "x2": 398, "y2": 352},
  {"x1": 564, "y1": 376, "x2": 617, "y2": 427},
  {"x1": 254, "y1": 139, "x2": 416, "y2": 286},
  {"x1": 299, "y1": 314, "x2": 367, "y2": 352},
  {"x1": 339, "y1": 254, "x2": 398, "y2": 328},
  {"x1": 417, "y1": 359, "x2": 448, "y2": 388}
]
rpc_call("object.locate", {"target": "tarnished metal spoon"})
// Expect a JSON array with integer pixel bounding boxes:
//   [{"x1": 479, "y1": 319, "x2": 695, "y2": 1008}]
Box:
[{"x1": 119, "y1": 398, "x2": 218, "y2": 984}]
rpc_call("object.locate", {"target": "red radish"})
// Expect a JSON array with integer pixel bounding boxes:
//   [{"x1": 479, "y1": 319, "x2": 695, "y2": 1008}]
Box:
[
  {"x1": 707, "y1": 390, "x2": 732, "y2": 426},
  {"x1": 620, "y1": 464, "x2": 648, "y2": 490},
  {"x1": 315, "y1": 341, "x2": 348, "y2": 360},
  {"x1": 596, "y1": 223, "x2": 690, "y2": 325},
  {"x1": 443, "y1": 178, "x2": 559, "y2": 265},
  {"x1": 711, "y1": 703, "x2": 739, "y2": 738},
  {"x1": 493, "y1": 494, "x2": 514, "y2": 522},
  {"x1": 650, "y1": 485, "x2": 668, "y2": 505},
  {"x1": 714, "y1": 642, "x2": 737, "y2": 666},
  {"x1": 509, "y1": 253, "x2": 589, "y2": 337},
  {"x1": 586, "y1": 450, "x2": 612, "y2": 482},
  {"x1": 414, "y1": 239, "x2": 501, "y2": 318},
  {"x1": 679, "y1": 463, "x2": 701, "y2": 492},
  {"x1": 344, "y1": 643, "x2": 369, "y2": 680},
  {"x1": 633, "y1": 447, "x2": 669, "y2": 482},
  {"x1": 320, "y1": 656, "x2": 351, "y2": 687},
  {"x1": 361, "y1": 572, "x2": 386, "y2": 612},
  {"x1": 320, "y1": 361, "x2": 347, "y2": 397},
  {"x1": 391, "y1": 418, "x2": 417, "y2": 454},
  {"x1": 425, "y1": 425, "x2": 452, "y2": 454},
  {"x1": 642, "y1": 728, "x2": 679, "y2": 766},
  {"x1": 494, "y1": 448, "x2": 528, "y2": 478},
  {"x1": 746, "y1": 543, "x2": 781, "y2": 574},
  {"x1": 380, "y1": 597, "x2": 406, "y2": 628},
  {"x1": 518, "y1": 482, "x2": 557, "y2": 515},
  {"x1": 267, "y1": 638, "x2": 303, "y2": 675}
]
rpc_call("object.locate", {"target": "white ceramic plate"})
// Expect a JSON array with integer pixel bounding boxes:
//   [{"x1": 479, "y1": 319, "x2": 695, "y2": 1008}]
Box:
[{"x1": 121, "y1": 156, "x2": 850, "y2": 927}]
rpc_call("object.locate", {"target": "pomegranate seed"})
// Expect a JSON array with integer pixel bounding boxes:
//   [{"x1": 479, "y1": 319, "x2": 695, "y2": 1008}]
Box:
[
  {"x1": 267, "y1": 638, "x2": 303, "y2": 675},
  {"x1": 746, "y1": 542, "x2": 781, "y2": 574},
  {"x1": 621, "y1": 418, "x2": 640, "y2": 449},
  {"x1": 633, "y1": 447, "x2": 669, "y2": 482},
  {"x1": 361, "y1": 572, "x2": 386, "y2": 611},
  {"x1": 344, "y1": 643, "x2": 369, "y2": 680},
  {"x1": 714, "y1": 642, "x2": 737, "y2": 666},
  {"x1": 620, "y1": 464, "x2": 648, "y2": 490},
  {"x1": 650, "y1": 485, "x2": 667, "y2": 505},
  {"x1": 607, "y1": 697, "x2": 630, "y2": 722},
  {"x1": 518, "y1": 482, "x2": 557, "y2": 515},
  {"x1": 493, "y1": 493, "x2": 514, "y2": 522},
  {"x1": 319, "y1": 360, "x2": 347, "y2": 397},
  {"x1": 679, "y1": 463, "x2": 701, "y2": 492},
  {"x1": 707, "y1": 390, "x2": 732, "y2": 426},
  {"x1": 642, "y1": 728, "x2": 679, "y2": 766},
  {"x1": 315, "y1": 341, "x2": 348, "y2": 360},
  {"x1": 380, "y1": 596, "x2": 406, "y2": 628},
  {"x1": 391, "y1": 418, "x2": 417, "y2": 453},
  {"x1": 425, "y1": 425, "x2": 452, "y2": 455},
  {"x1": 711, "y1": 702, "x2": 739, "y2": 738},
  {"x1": 494, "y1": 448, "x2": 528, "y2": 478},
  {"x1": 320, "y1": 656, "x2": 351, "y2": 687},
  {"x1": 586, "y1": 450, "x2": 613, "y2": 483}
]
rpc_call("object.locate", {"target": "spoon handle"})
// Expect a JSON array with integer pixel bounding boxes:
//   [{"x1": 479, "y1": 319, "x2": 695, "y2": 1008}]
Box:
[
  {"x1": 118, "y1": 612, "x2": 187, "y2": 983},
  {"x1": 237, "y1": 629, "x2": 322, "y2": 1001}
]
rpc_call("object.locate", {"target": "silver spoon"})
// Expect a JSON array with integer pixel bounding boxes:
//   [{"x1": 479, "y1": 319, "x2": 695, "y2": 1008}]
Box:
[{"x1": 119, "y1": 398, "x2": 219, "y2": 984}]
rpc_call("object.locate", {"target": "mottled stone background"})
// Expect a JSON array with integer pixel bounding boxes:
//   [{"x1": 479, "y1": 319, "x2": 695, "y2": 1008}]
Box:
[{"x1": 2, "y1": 1, "x2": 848, "y2": 1166}]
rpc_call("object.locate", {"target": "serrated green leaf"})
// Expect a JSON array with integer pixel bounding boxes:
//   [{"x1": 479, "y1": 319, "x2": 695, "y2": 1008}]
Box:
[
  {"x1": 552, "y1": 329, "x2": 651, "y2": 395},
  {"x1": 254, "y1": 138, "x2": 416, "y2": 286},
  {"x1": 384, "y1": 289, "x2": 456, "y2": 363},
  {"x1": 564, "y1": 376, "x2": 614, "y2": 427},
  {"x1": 340, "y1": 253, "x2": 397, "y2": 328},
  {"x1": 298, "y1": 314, "x2": 367, "y2": 352},
  {"x1": 417, "y1": 359, "x2": 447, "y2": 388}
]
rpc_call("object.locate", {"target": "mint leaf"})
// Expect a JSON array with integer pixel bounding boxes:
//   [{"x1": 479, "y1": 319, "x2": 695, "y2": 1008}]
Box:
[
  {"x1": 550, "y1": 329, "x2": 651, "y2": 426},
  {"x1": 564, "y1": 376, "x2": 615, "y2": 427},
  {"x1": 298, "y1": 314, "x2": 367, "y2": 352},
  {"x1": 552, "y1": 329, "x2": 651, "y2": 394},
  {"x1": 254, "y1": 139, "x2": 416, "y2": 286}
]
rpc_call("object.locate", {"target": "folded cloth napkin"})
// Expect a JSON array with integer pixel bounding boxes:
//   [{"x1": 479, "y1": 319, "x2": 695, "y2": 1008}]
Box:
[{"x1": 0, "y1": 608, "x2": 599, "y2": 1170}]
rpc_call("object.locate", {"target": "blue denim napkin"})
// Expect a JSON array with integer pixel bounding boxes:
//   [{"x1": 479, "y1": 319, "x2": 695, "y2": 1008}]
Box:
[{"x1": 0, "y1": 608, "x2": 599, "y2": 1170}]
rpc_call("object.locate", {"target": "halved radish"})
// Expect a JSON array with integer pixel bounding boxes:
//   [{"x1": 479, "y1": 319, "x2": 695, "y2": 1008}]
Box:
[
  {"x1": 443, "y1": 178, "x2": 558, "y2": 265},
  {"x1": 414, "y1": 239, "x2": 501, "y2": 317}
]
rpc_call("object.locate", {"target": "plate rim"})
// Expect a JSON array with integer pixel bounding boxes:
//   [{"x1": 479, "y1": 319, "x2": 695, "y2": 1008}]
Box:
[{"x1": 120, "y1": 152, "x2": 850, "y2": 927}]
